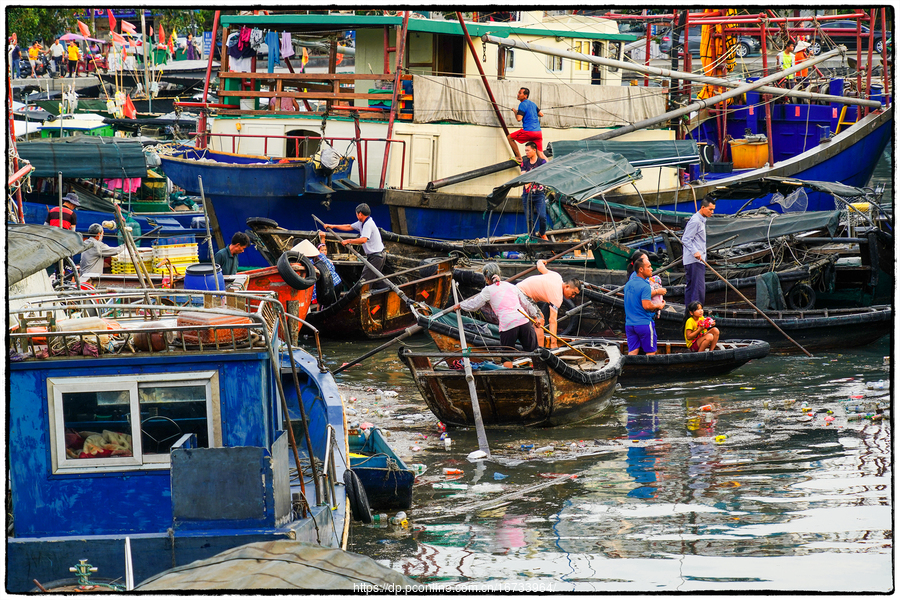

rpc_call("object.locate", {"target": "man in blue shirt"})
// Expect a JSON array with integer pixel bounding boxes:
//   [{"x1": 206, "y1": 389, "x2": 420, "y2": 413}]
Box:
[
  {"x1": 508, "y1": 87, "x2": 546, "y2": 161},
  {"x1": 624, "y1": 253, "x2": 660, "y2": 355},
  {"x1": 681, "y1": 198, "x2": 715, "y2": 312}
]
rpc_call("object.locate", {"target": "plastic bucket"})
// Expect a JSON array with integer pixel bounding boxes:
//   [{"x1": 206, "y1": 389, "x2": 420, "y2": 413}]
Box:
[{"x1": 183, "y1": 263, "x2": 225, "y2": 291}]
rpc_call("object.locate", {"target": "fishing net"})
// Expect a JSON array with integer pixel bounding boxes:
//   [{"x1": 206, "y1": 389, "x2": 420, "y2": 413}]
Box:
[{"x1": 771, "y1": 187, "x2": 808, "y2": 212}]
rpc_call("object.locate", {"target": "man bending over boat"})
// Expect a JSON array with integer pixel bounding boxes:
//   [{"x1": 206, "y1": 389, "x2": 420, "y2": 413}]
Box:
[
  {"x1": 214, "y1": 232, "x2": 251, "y2": 275},
  {"x1": 516, "y1": 260, "x2": 582, "y2": 349},
  {"x1": 80, "y1": 223, "x2": 120, "y2": 276},
  {"x1": 324, "y1": 203, "x2": 386, "y2": 286},
  {"x1": 459, "y1": 263, "x2": 542, "y2": 367}
]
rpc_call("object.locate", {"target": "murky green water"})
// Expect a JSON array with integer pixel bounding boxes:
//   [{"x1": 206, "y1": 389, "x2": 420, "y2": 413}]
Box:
[
  {"x1": 315, "y1": 150, "x2": 894, "y2": 592},
  {"x1": 319, "y1": 333, "x2": 892, "y2": 593}
]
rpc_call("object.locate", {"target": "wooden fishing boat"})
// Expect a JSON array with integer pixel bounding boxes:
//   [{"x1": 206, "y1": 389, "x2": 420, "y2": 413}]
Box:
[
  {"x1": 398, "y1": 342, "x2": 624, "y2": 428},
  {"x1": 583, "y1": 285, "x2": 892, "y2": 354},
  {"x1": 415, "y1": 308, "x2": 769, "y2": 385},
  {"x1": 348, "y1": 426, "x2": 415, "y2": 510},
  {"x1": 300, "y1": 252, "x2": 455, "y2": 340}
]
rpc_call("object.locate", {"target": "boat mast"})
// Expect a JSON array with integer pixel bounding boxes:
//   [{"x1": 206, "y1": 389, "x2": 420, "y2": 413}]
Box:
[{"x1": 379, "y1": 11, "x2": 410, "y2": 188}]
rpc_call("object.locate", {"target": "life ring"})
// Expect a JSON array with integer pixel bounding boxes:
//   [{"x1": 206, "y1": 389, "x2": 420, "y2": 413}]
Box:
[
  {"x1": 277, "y1": 251, "x2": 317, "y2": 290},
  {"x1": 343, "y1": 469, "x2": 372, "y2": 524},
  {"x1": 786, "y1": 283, "x2": 816, "y2": 311}
]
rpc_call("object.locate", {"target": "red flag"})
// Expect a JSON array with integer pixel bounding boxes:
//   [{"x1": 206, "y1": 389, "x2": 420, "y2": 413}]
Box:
[
  {"x1": 167, "y1": 33, "x2": 175, "y2": 54},
  {"x1": 123, "y1": 95, "x2": 136, "y2": 119},
  {"x1": 107, "y1": 9, "x2": 117, "y2": 32},
  {"x1": 77, "y1": 20, "x2": 91, "y2": 38},
  {"x1": 111, "y1": 32, "x2": 126, "y2": 46},
  {"x1": 301, "y1": 47, "x2": 309, "y2": 66},
  {"x1": 120, "y1": 20, "x2": 136, "y2": 34},
  {"x1": 159, "y1": 24, "x2": 165, "y2": 48}
]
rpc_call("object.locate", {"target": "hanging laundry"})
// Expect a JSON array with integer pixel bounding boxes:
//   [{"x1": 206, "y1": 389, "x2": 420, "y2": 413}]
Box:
[
  {"x1": 266, "y1": 30, "x2": 280, "y2": 72},
  {"x1": 249, "y1": 28, "x2": 265, "y2": 51},
  {"x1": 237, "y1": 26, "x2": 251, "y2": 51},
  {"x1": 281, "y1": 31, "x2": 294, "y2": 58}
]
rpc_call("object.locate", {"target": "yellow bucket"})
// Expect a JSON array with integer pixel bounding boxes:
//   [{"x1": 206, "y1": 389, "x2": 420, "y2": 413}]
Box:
[{"x1": 728, "y1": 139, "x2": 769, "y2": 169}]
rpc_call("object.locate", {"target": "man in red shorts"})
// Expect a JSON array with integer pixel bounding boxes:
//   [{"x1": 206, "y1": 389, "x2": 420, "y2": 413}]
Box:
[{"x1": 508, "y1": 87, "x2": 546, "y2": 160}]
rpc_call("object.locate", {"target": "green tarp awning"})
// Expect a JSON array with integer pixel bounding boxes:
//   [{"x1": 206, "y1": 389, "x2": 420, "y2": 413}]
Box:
[
  {"x1": 16, "y1": 137, "x2": 148, "y2": 179},
  {"x1": 8, "y1": 223, "x2": 86, "y2": 285},
  {"x1": 548, "y1": 139, "x2": 700, "y2": 168},
  {"x1": 488, "y1": 150, "x2": 641, "y2": 208},
  {"x1": 706, "y1": 209, "x2": 842, "y2": 247}
]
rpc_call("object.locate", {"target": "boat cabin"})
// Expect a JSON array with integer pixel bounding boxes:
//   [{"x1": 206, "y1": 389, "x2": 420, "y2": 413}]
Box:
[{"x1": 7, "y1": 283, "x2": 347, "y2": 592}]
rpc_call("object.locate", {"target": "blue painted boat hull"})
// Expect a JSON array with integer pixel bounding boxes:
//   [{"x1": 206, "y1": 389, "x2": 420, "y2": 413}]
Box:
[
  {"x1": 349, "y1": 428, "x2": 414, "y2": 510},
  {"x1": 159, "y1": 147, "x2": 382, "y2": 267}
]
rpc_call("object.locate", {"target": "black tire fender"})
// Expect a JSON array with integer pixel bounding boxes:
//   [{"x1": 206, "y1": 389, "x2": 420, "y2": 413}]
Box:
[
  {"x1": 246, "y1": 216, "x2": 280, "y2": 229},
  {"x1": 277, "y1": 251, "x2": 317, "y2": 290},
  {"x1": 786, "y1": 283, "x2": 816, "y2": 311},
  {"x1": 343, "y1": 469, "x2": 372, "y2": 523}
]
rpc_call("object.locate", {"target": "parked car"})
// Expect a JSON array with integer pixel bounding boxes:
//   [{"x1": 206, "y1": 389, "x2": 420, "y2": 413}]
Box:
[
  {"x1": 801, "y1": 20, "x2": 890, "y2": 55},
  {"x1": 660, "y1": 26, "x2": 761, "y2": 58}
]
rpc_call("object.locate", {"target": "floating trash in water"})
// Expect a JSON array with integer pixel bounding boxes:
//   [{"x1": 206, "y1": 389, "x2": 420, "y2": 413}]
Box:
[
  {"x1": 493, "y1": 472, "x2": 509, "y2": 480},
  {"x1": 534, "y1": 445, "x2": 554, "y2": 454},
  {"x1": 520, "y1": 444, "x2": 534, "y2": 451},
  {"x1": 444, "y1": 437, "x2": 452, "y2": 450},
  {"x1": 467, "y1": 450, "x2": 488, "y2": 461},
  {"x1": 433, "y1": 482, "x2": 467, "y2": 490},
  {"x1": 715, "y1": 435, "x2": 728, "y2": 443},
  {"x1": 740, "y1": 387, "x2": 755, "y2": 390},
  {"x1": 868, "y1": 380, "x2": 888, "y2": 390},
  {"x1": 409, "y1": 463, "x2": 427, "y2": 476},
  {"x1": 443, "y1": 468, "x2": 463, "y2": 475}
]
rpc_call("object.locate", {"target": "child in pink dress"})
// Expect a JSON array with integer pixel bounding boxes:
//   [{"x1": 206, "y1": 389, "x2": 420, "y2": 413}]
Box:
[{"x1": 648, "y1": 275, "x2": 666, "y2": 309}]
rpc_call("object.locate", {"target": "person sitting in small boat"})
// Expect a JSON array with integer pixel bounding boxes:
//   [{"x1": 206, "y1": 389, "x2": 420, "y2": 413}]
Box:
[
  {"x1": 214, "y1": 231, "x2": 251, "y2": 275},
  {"x1": 297, "y1": 237, "x2": 342, "y2": 308},
  {"x1": 458, "y1": 262, "x2": 542, "y2": 368},
  {"x1": 80, "y1": 223, "x2": 120, "y2": 276},
  {"x1": 516, "y1": 259, "x2": 582, "y2": 349},
  {"x1": 684, "y1": 301, "x2": 720, "y2": 352}
]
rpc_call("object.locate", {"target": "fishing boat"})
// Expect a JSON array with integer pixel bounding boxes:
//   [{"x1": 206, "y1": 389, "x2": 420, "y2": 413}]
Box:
[
  {"x1": 582, "y1": 285, "x2": 892, "y2": 354},
  {"x1": 348, "y1": 426, "x2": 415, "y2": 510},
  {"x1": 6, "y1": 228, "x2": 356, "y2": 592},
  {"x1": 299, "y1": 253, "x2": 455, "y2": 340},
  {"x1": 398, "y1": 341, "x2": 624, "y2": 428},
  {"x1": 415, "y1": 308, "x2": 769, "y2": 385},
  {"x1": 157, "y1": 144, "x2": 357, "y2": 267}
]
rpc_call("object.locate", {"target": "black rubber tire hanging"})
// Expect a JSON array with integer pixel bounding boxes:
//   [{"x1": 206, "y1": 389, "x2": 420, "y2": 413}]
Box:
[
  {"x1": 277, "y1": 251, "x2": 317, "y2": 290},
  {"x1": 343, "y1": 469, "x2": 373, "y2": 524}
]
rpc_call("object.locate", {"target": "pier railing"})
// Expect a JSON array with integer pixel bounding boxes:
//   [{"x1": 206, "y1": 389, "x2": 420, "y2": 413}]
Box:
[
  {"x1": 204, "y1": 132, "x2": 407, "y2": 189},
  {"x1": 216, "y1": 72, "x2": 414, "y2": 119}
]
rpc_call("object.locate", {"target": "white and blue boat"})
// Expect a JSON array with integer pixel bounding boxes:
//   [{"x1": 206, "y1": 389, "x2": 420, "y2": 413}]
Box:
[{"x1": 6, "y1": 226, "x2": 359, "y2": 591}]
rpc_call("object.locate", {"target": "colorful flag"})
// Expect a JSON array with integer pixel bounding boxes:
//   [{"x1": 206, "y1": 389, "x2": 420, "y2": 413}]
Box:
[
  {"x1": 159, "y1": 24, "x2": 165, "y2": 48},
  {"x1": 123, "y1": 95, "x2": 136, "y2": 119},
  {"x1": 168, "y1": 32, "x2": 175, "y2": 54},
  {"x1": 77, "y1": 20, "x2": 91, "y2": 38},
  {"x1": 301, "y1": 46, "x2": 309, "y2": 66},
  {"x1": 120, "y1": 20, "x2": 136, "y2": 34},
  {"x1": 111, "y1": 32, "x2": 126, "y2": 46},
  {"x1": 107, "y1": 9, "x2": 117, "y2": 32}
]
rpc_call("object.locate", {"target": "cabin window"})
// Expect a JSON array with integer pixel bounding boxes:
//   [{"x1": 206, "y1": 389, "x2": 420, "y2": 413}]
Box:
[
  {"x1": 48, "y1": 372, "x2": 218, "y2": 473},
  {"x1": 547, "y1": 55, "x2": 564, "y2": 72},
  {"x1": 575, "y1": 41, "x2": 591, "y2": 70},
  {"x1": 505, "y1": 49, "x2": 515, "y2": 71}
]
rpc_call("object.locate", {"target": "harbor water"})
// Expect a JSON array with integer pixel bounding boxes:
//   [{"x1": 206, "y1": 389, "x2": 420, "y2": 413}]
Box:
[
  {"x1": 318, "y1": 148, "x2": 895, "y2": 592},
  {"x1": 320, "y1": 334, "x2": 892, "y2": 593}
]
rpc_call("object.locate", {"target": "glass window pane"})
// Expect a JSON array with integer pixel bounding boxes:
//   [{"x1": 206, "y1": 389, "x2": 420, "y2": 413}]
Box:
[
  {"x1": 62, "y1": 390, "x2": 134, "y2": 460},
  {"x1": 139, "y1": 384, "x2": 209, "y2": 452}
]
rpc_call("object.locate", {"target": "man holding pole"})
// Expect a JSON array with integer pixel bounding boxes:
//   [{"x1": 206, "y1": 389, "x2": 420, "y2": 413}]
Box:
[
  {"x1": 682, "y1": 198, "x2": 715, "y2": 312},
  {"x1": 323, "y1": 203, "x2": 386, "y2": 285}
]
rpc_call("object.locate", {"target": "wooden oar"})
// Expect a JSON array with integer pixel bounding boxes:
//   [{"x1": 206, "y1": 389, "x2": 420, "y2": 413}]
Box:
[
  {"x1": 359, "y1": 256, "x2": 455, "y2": 287},
  {"x1": 313, "y1": 215, "x2": 415, "y2": 307},
  {"x1": 518, "y1": 309, "x2": 596, "y2": 363},
  {"x1": 334, "y1": 236, "x2": 602, "y2": 373},
  {"x1": 701, "y1": 258, "x2": 813, "y2": 357},
  {"x1": 452, "y1": 280, "x2": 491, "y2": 457}
]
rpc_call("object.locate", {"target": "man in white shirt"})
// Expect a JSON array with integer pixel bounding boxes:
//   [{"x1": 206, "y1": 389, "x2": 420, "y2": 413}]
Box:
[
  {"x1": 49, "y1": 38, "x2": 64, "y2": 77},
  {"x1": 324, "y1": 203, "x2": 386, "y2": 284}
]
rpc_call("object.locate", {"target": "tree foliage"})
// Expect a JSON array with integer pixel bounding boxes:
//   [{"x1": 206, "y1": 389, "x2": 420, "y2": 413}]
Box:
[{"x1": 7, "y1": 8, "x2": 81, "y2": 44}]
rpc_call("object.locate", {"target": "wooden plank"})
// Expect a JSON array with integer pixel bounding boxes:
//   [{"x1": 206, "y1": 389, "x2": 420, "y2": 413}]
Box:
[
  {"x1": 218, "y1": 90, "x2": 392, "y2": 100},
  {"x1": 219, "y1": 72, "x2": 391, "y2": 81}
]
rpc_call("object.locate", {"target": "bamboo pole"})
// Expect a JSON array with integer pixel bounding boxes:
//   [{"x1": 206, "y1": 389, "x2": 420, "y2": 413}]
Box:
[
  {"x1": 518, "y1": 309, "x2": 596, "y2": 363},
  {"x1": 452, "y1": 280, "x2": 491, "y2": 456},
  {"x1": 701, "y1": 258, "x2": 812, "y2": 357}
]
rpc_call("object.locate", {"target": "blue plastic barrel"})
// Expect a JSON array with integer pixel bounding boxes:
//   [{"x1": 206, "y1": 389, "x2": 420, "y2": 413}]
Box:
[{"x1": 183, "y1": 263, "x2": 225, "y2": 291}]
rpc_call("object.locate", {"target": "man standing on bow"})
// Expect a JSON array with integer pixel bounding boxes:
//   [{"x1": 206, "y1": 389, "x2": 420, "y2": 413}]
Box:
[
  {"x1": 324, "y1": 203, "x2": 386, "y2": 284},
  {"x1": 508, "y1": 87, "x2": 546, "y2": 161},
  {"x1": 682, "y1": 198, "x2": 715, "y2": 311}
]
